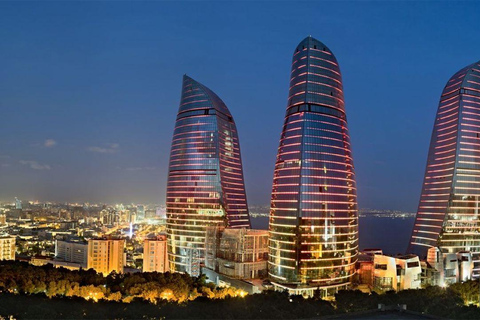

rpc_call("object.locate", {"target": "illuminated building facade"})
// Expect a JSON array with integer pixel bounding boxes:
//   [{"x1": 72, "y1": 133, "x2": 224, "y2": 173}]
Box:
[
  {"x1": 268, "y1": 36, "x2": 359, "y2": 296},
  {"x1": 137, "y1": 205, "x2": 145, "y2": 220},
  {"x1": 409, "y1": 61, "x2": 480, "y2": 278},
  {"x1": 55, "y1": 239, "x2": 88, "y2": 268},
  {"x1": 166, "y1": 75, "x2": 250, "y2": 276},
  {"x1": 15, "y1": 197, "x2": 22, "y2": 210},
  {"x1": 373, "y1": 254, "x2": 421, "y2": 292},
  {"x1": 205, "y1": 226, "x2": 268, "y2": 279},
  {"x1": 0, "y1": 236, "x2": 15, "y2": 261},
  {"x1": 87, "y1": 238, "x2": 124, "y2": 275},
  {"x1": 424, "y1": 247, "x2": 474, "y2": 286},
  {"x1": 143, "y1": 236, "x2": 169, "y2": 273}
]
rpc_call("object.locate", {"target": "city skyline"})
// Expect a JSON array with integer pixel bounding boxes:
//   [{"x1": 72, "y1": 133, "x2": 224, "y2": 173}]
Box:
[
  {"x1": 1, "y1": 2, "x2": 479, "y2": 317},
  {"x1": 1, "y1": 2, "x2": 480, "y2": 211}
]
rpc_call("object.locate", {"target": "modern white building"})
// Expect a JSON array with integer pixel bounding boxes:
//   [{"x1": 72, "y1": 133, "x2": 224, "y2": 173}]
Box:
[
  {"x1": 373, "y1": 254, "x2": 422, "y2": 292},
  {"x1": 424, "y1": 247, "x2": 473, "y2": 287}
]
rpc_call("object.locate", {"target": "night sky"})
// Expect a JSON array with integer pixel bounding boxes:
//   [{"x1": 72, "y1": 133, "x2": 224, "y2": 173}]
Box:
[{"x1": 1, "y1": 1, "x2": 479, "y2": 210}]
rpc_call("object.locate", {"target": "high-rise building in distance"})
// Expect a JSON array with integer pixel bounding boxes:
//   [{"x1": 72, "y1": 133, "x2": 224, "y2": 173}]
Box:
[
  {"x1": 15, "y1": 197, "x2": 22, "y2": 210},
  {"x1": 166, "y1": 75, "x2": 250, "y2": 276},
  {"x1": 408, "y1": 61, "x2": 480, "y2": 278},
  {"x1": 268, "y1": 36, "x2": 359, "y2": 297},
  {"x1": 137, "y1": 205, "x2": 145, "y2": 220}
]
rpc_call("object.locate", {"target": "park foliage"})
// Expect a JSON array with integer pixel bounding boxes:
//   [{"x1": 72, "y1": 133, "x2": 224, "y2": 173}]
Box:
[{"x1": 0, "y1": 261, "x2": 479, "y2": 319}]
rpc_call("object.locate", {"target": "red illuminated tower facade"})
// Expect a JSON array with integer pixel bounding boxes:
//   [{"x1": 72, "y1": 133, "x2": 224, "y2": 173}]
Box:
[
  {"x1": 166, "y1": 75, "x2": 250, "y2": 276},
  {"x1": 409, "y1": 61, "x2": 480, "y2": 278},
  {"x1": 268, "y1": 36, "x2": 359, "y2": 296}
]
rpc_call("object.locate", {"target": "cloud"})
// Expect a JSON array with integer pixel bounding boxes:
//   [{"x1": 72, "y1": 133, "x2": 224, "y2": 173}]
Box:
[
  {"x1": 19, "y1": 160, "x2": 51, "y2": 170},
  {"x1": 88, "y1": 143, "x2": 119, "y2": 154},
  {"x1": 125, "y1": 166, "x2": 156, "y2": 171},
  {"x1": 44, "y1": 139, "x2": 57, "y2": 148}
]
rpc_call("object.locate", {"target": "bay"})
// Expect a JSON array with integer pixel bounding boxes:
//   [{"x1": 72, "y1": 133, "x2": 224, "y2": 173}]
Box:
[{"x1": 251, "y1": 216, "x2": 415, "y2": 255}]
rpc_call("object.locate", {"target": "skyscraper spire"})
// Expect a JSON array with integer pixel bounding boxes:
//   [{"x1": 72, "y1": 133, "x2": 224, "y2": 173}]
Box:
[
  {"x1": 268, "y1": 36, "x2": 358, "y2": 296},
  {"x1": 166, "y1": 75, "x2": 250, "y2": 276}
]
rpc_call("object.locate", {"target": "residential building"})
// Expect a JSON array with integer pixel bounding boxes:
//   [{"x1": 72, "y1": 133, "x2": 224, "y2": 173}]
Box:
[
  {"x1": 55, "y1": 239, "x2": 88, "y2": 267},
  {"x1": 143, "y1": 235, "x2": 169, "y2": 272},
  {"x1": 87, "y1": 238, "x2": 124, "y2": 275},
  {"x1": 0, "y1": 235, "x2": 15, "y2": 260}
]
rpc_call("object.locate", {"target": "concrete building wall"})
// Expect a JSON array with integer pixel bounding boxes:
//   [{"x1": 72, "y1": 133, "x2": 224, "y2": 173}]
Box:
[
  {"x1": 143, "y1": 236, "x2": 169, "y2": 273},
  {"x1": 0, "y1": 236, "x2": 15, "y2": 261},
  {"x1": 55, "y1": 240, "x2": 87, "y2": 267},
  {"x1": 87, "y1": 239, "x2": 124, "y2": 275}
]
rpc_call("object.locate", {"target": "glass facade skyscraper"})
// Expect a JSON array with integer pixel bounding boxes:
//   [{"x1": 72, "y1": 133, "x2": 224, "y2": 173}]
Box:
[
  {"x1": 166, "y1": 75, "x2": 250, "y2": 276},
  {"x1": 408, "y1": 61, "x2": 480, "y2": 278},
  {"x1": 268, "y1": 36, "x2": 359, "y2": 295}
]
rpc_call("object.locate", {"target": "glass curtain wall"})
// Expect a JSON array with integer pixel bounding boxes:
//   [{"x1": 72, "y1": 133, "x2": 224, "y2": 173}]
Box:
[
  {"x1": 268, "y1": 37, "x2": 359, "y2": 290},
  {"x1": 166, "y1": 75, "x2": 250, "y2": 275},
  {"x1": 409, "y1": 61, "x2": 480, "y2": 278}
]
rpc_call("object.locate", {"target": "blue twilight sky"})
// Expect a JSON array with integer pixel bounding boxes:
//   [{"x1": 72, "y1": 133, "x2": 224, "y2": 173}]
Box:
[{"x1": 0, "y1": 1, "x2": 479, "y2": 211}]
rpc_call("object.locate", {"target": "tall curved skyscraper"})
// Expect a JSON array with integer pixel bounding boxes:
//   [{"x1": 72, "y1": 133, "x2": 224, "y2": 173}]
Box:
[
  {"x1": 166, "y1": 75, "x2": 250, "y2": 276},
  {"x1": 268, "y1": 36, "x2": 358, "y2": 296},
  {"x1": 408, "y1": 61, "x2": 480, "y2": 277}
]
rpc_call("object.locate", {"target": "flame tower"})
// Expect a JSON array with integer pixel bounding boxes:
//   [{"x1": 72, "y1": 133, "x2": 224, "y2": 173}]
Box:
[
  {"x1": 268, "y1": 36, "x2": 358, "y2": 296},
  {"x1": 408, "y1": 61, "x2": 480, "y2": 278},
  {"x1": 166, "y1": 75, "x2": 250, "y2": 275}
]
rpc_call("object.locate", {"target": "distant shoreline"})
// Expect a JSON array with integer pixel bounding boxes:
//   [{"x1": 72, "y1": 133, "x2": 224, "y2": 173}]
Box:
[{"x1": 250, "y1": 213, "x2": 416, "y2": 218}]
